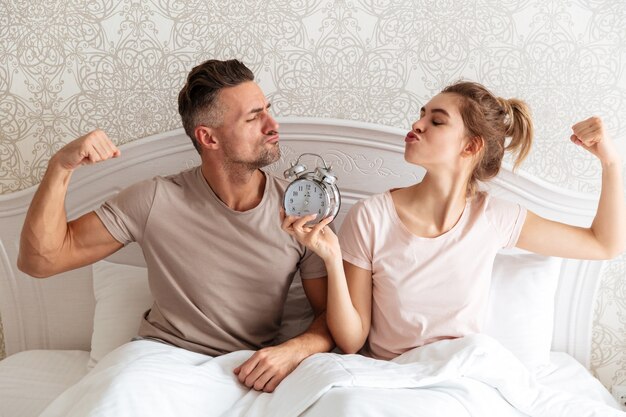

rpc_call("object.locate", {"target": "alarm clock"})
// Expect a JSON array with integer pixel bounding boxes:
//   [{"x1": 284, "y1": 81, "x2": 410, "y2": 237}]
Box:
[{"x1": 283, "y1": 153, "x2": 341, "y2": 224}]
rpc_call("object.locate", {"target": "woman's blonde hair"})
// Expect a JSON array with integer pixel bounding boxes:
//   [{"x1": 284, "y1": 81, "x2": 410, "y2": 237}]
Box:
[{"x1": 442, "y1": 81, "x2": 533, "y2": 196}]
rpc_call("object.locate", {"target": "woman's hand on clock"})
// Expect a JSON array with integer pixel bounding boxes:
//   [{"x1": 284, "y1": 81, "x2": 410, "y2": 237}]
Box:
[{"x1": 281, "y1": 213, "x2": 340, "y2": 262}]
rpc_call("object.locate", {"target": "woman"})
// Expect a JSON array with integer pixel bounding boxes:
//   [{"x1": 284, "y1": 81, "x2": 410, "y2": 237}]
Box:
[{"x1": 282, "y1": 81, "x2": 625, "y2": 359}]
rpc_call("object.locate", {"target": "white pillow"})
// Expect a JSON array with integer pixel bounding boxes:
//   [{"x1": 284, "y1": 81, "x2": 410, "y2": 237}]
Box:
[
  {"x1": 483, "y1": 248, "x2": 562, "y2": 371},
  {"x1": 89, "y1": 261, "x2": 153, "y2": 369},
  {"x1": 90, "y1": 261, "x2": 314, "y2": 368}
]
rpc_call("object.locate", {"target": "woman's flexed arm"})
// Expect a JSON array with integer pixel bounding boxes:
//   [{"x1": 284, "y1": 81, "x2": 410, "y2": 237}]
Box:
[{"x1": 517, "y1": 117, "x2": 626, "y2": 259}]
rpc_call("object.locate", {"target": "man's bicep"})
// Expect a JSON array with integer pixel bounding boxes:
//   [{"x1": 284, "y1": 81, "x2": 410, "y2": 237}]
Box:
[
  {"x1": 64, "y1": 211, "x2": 124, "y2": 270},
  {"x1": 301, "y1": 277, "x2": 327, "y2": 316}
]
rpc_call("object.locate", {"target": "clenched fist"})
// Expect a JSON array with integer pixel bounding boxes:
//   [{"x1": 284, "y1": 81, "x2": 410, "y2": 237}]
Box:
[
  {"x1": 52, "y1": 129, "x2": 121, "y2": 171},
  {"x1": 570, "y1": 117, "x2": 619, "y2": 165}
]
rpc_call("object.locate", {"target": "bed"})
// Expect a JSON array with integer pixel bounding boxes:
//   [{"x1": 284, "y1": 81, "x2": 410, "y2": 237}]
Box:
[{"x1": 0, "y1": 118, "x2": 622, "y2": 416}]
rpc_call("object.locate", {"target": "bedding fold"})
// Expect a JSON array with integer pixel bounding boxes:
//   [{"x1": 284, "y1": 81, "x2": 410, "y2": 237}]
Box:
[
  {"x1": 225, "y1": 334, "x2": 623, "y2": 417},
  {"x1": 39, "y1": 335, "x2": 624, "y2": 417}
]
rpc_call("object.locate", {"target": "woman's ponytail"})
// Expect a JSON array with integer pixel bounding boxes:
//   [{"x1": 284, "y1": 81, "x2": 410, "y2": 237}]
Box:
[{"x1": 497, "y1": 97, "x2": 533, "y2": 170}]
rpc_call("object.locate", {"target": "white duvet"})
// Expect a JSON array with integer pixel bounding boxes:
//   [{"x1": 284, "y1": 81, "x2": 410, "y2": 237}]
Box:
[{"x1": 40, "y1": 334, "x2": 624, "y2": 417}]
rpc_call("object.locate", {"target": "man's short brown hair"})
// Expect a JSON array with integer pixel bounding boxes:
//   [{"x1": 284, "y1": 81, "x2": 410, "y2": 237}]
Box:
[{"x1": 178, "y1": 59, "x2": 254, "y2": 153}]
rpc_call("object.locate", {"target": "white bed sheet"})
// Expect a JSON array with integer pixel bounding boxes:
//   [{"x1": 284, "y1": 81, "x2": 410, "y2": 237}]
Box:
[
  {"x1": 230, "y1": 335, "x2": 622, "y2": 417},
  {"x1": 0, "y1": 346, "x2": 620, "y2": 417},
  {"x1": 300, "y1": 351, "x2": 622, "y2": 417},
  {"x1": 537, "y1": 352, "x2": 619, "y2": 407},
  {"x1": 0, "y1": 350, "x2": 90, "y2": 417}
]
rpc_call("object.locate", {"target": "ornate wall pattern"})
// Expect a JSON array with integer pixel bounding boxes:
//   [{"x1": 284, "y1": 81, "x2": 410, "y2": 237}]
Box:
[{"x1": 1, "y1": 0, "x2": 625, "y2": 388}]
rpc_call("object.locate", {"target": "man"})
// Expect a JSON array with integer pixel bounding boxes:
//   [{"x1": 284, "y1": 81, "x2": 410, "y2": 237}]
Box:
[{"x1": 18, "y1": 59, "x2": 334, "y2": 395}]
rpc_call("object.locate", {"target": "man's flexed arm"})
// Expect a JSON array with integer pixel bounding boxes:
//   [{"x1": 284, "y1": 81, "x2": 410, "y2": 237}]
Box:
[{"x1": 18, "y1": 130, "x2": 124, "y2": 278}]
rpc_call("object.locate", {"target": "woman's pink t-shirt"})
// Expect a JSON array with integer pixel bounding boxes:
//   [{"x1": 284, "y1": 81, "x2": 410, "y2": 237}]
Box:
[{"x1": 338, "y1": 191, "x2": 527, "y2": 360}]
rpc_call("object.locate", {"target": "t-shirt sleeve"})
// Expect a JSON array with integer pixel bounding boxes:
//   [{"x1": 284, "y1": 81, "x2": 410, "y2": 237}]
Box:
[
  {"x1": 485, "y1": 194, "x2": 528, "y2": 249},
  {"x1": 338, "y1": 200, "x2": 373, "y2": 271},
  {"x1": 299, "y1": 249, "x2": 327, "y2": 280},
  {"x1": 94, "y1": 178, "x2": 157, "y2": 245}
]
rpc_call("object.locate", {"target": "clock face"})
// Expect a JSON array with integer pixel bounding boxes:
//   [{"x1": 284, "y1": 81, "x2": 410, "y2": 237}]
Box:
[{"x1": 284, "y1": 178, "x2": 330, "y2": 221}]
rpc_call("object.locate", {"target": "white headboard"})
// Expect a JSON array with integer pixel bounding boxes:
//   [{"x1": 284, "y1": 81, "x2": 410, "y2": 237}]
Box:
[{"x1": 0, "y1": 118, "x2": 604, "y2": 368}]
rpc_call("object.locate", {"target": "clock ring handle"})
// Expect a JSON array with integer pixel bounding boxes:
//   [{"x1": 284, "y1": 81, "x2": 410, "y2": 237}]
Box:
[{"x1": 293, "y1": 153, "x2": 331, "y2": 170}]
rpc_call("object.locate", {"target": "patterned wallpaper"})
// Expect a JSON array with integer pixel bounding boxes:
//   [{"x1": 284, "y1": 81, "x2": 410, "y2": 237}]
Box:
[{"x1": 1, "y1": 0, "x2": 625, "y2": 388}]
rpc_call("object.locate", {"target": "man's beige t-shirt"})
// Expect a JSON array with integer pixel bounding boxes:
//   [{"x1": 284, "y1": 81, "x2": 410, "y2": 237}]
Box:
[{"x1": 95, "y1": 167, "x2": 326, "y2": 357}]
